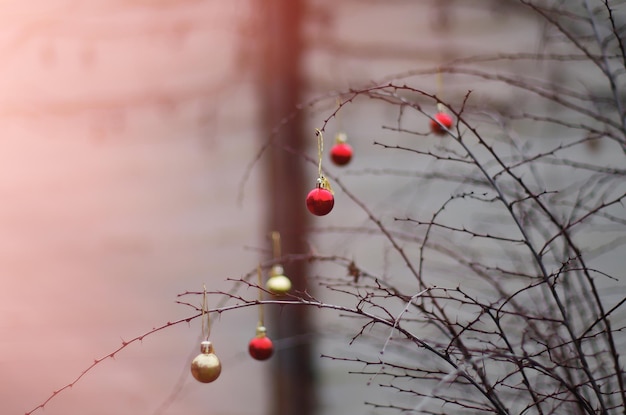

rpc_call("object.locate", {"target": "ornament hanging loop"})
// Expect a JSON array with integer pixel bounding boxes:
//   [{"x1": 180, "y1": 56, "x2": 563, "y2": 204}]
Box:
[
  {"x1": 271, "y1": 231, "x2": 281, "y2": 260},
  {"x1": 436, "y1": 67, "x2": 446, "y2": 113},
  {"x1": 335, "y1": 97, "x2": 344, "y2": 131},
  {"x1": 314, "y1": 129, "x2": 333, "y2": 194},
  {"x1": 257, "y1": 264, "x2": 265, "y2": 328},
  {"x1": 315, "y1": 128, "x2": 324, "y2": 180},
  {"x1": 201, "y1": 284, "x2": 211, "y2": 341}
]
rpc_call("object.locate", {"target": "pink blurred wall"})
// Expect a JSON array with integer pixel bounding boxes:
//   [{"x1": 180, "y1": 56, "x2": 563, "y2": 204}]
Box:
[{"x1": 0, "y1": 2, "x2": 268, "y2": 414}]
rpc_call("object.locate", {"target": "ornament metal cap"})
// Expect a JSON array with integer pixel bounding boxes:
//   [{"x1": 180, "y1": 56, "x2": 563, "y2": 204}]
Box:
[
  {"x1": 335, "y1": 132, "x2": 347, "y2": 144},
  {"x1": 270, "y1": 264, "x2": 284, "y2": 277},
  {"x1": 200, "y1": 340, "x2": 214, "y2": 354},
  {"x1": 256, "y1": 325, "x2": 267, "y2": 337}
]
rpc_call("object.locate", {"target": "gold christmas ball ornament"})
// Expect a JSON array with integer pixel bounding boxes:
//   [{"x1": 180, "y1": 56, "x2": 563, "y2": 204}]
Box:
[
  {"x1": 190, "y1": 341, "x2": 222, "y2": 383},
  {"x1": 266, "y1": 265, "x2": 291, "y2": 295},
  {"x1": 266, "y1": 274, "x2": 292, "y2": 294}
]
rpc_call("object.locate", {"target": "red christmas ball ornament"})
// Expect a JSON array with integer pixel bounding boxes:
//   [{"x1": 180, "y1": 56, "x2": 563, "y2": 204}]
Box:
[
  {"x1": 248, "y1": 326, "x2": 274, "y2": 361},
  {"x1": 306, "y1": 179, "x2": 334, "y2": 216},
  {"x1": 430, "y1": 112, "x2": 453, "y2": 136},
  {"x1": 330, "y1": 133, "x2": 353, "y2": 166}
]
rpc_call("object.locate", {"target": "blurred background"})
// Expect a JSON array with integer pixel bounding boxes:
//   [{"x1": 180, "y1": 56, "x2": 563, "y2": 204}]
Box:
[{"x1": 0, "y1": 1, "x2": 622, "y2": 415}]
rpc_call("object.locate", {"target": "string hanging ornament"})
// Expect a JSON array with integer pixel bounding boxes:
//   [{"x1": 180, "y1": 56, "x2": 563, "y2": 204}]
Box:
[
  {"x1": 190, "y1": 285, "x2": 222, "y2": 383},
  {"x1": 430, "y1": 69, "x2": 454, "y2": 136},
  {"x1": 265, "y1": 231, "x2": 291, "y2": 295},
  {"x1": 306, "y1": 129, "x2": 335, "y2": 216},
  {"x1": 248, "y1": 264, "x2": 274, "y2": 360}
]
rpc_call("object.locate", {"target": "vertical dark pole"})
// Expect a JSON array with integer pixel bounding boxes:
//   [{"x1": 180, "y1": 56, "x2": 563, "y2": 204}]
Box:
[{"x1": 256, "y1": 0, "x2": 315, "y2": 415}]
